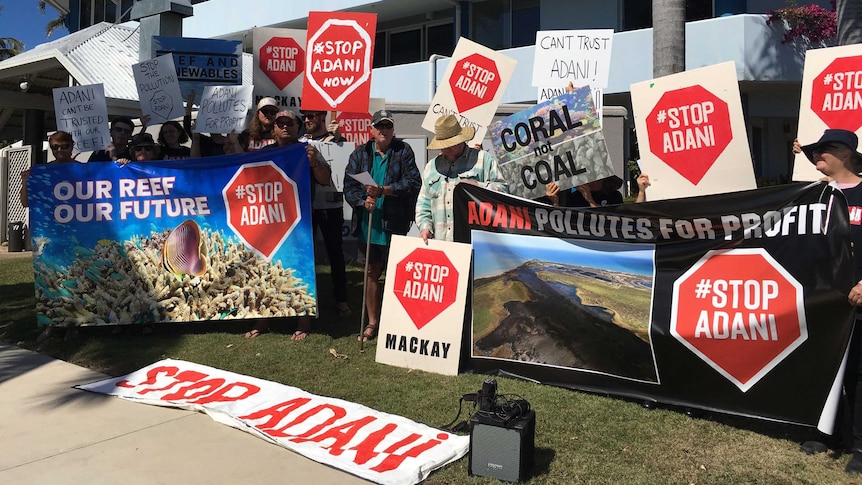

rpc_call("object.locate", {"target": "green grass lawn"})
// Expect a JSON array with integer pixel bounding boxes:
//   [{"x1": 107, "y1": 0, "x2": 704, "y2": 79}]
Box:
[{"x1": 0, "y1": 255, "x2": 857, "y2": 484}]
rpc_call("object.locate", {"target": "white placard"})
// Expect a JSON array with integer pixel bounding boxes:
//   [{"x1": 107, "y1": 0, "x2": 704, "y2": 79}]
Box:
[
  {"x1": 195, "y1": 85, "x2": 254, "y2": 134},
  {"x1": 253, "y1": 27, "x2": 306, "y2": 109},
  {"x1": 133, "y1": 53, "x2": 186, "y2": 122},
  {"x1": 52, "y1": 83, "x2": 109, "y2": 152},
  {"x1": 531, "y1": 29, "x2": 614, "y2": 89}
]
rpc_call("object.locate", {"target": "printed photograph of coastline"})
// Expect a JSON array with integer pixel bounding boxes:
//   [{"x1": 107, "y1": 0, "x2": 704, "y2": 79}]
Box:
[{"x1": 472, "y1": 230, "x2": 658, "y2": 383}]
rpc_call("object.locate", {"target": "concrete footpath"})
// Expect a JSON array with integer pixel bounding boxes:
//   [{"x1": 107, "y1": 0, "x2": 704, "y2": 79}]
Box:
[{"x1": 0, "y1": 342, "x2": 369, "y2": 485}]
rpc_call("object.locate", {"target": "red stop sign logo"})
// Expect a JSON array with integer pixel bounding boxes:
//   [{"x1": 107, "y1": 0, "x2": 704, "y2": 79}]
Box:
[
  {"x1": 811, "y1": 55, "x2": 862, "y2": 132},
  {"x1": 647, "y1": 85, "x2": 732, "y2": 185},
  {"x1": 670, "y1": 249, "x2": 807, "y2": 392},
  {"x1": 337, "y1": 111, "x2": 372, "y2": 147},
  {"x1": 449, "y1": 53, "x2": 501, "y2": 113},
  {"x1": 222, "y1": 161, "x2": 301, "y2": 260},
  {"x1": 393, "y1": 248, "x2": 459, "y2": 330},
  {"x1": 260, "y1": 37, "x2": 305, "y2": 90},
  {"x1": 306, "y1": 19, "x2": 373, "y2": 109}
]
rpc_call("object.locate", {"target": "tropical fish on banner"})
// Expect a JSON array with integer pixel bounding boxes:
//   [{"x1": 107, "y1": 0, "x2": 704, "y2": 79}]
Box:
[
  {"x1": 27, "y1": 145, "x2": 317, "y2": 327},
  {"x1": 454, "y1": 182, "x2": 854, "y2": 432}
]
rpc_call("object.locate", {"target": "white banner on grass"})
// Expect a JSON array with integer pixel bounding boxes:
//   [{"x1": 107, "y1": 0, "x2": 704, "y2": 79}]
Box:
[{"x1": 76, "y1": 359, "x2": 468, "y2": 485}]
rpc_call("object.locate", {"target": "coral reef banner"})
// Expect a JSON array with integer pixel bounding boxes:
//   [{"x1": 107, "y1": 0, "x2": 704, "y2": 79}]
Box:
[
  {"x1": 76, "y1": 359, "x2": 469, "y2": 485},
  {"x1": 455, "y1": 182, "x2": 854, "y2": 431},
  {"x1": 28, "y1": 145, "x2": 318, "y2": 327}
]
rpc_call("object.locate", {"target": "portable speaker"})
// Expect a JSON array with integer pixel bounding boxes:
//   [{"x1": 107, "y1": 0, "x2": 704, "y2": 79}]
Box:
[{"x1": 468, "y1": 410, "x2": 535, "y2": 482}]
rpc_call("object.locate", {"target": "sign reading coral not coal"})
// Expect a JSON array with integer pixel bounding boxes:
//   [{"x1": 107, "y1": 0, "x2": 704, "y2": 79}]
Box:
[
  {"x1": 195, "y1": 85, "x2": 253, "y2": 134},
  {"x1": 133, "y1": 53, "x2": 186, "y2": 122},
  {"x1": 422, "y1": 37, "x2": 517, "y2": 144},
  {"x1": 631, "y1": 61, "x2": 755, "y2": 201},
  {"x1": 153, "y1": 36, "x2": 243, "y2": 106},
  {"x1": 793, "y1": 44, "x2": 862, "y2": 181},
  {"x1": 487, "y1": 87, "x2": 612, "y2": 200},
  {"x1": 376, "y1": 235, "x2": 472, "y2": 376},
  {"x1": 53, "y1": 83, "x2": 109, "y2": 152},
  {"x1": 253, "y1": 27, "x2": 306, "y2": 109},
  {"x1": 302, "y1": 11, "x2": 376, "y2": 113}
]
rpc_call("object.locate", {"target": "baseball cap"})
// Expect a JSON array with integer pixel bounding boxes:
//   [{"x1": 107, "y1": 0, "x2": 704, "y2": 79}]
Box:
[
  {"x1": 371, "y1": 110, "x2": 394, "y2": 126},
  {"x1": 275, "y1": 110, "x2": 298, "y2": 121},
  {"x1": 257, "y1": 97, "x2": 278, "y2": 111}
]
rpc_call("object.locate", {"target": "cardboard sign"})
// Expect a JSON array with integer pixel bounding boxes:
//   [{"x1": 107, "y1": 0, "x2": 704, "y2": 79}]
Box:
[
  {"x1": 336, "y1": 97, "x2": 386, "y2": 147},
  {"x1": 793, "y1": 44, "x2": 862, "y2": 181},
  {"x1": 422, "y1": 37, "x2": 517, "y2": 144},
  {"x1": 630, "y1": 61, "x2": 755, "y2": 201},
  {"x1": 195, "y1": 85, "x2": 254, "y2": 134},
  {"x1": 376, "y1": 235, "x2": 472, "y2": 376},
  {"x1": 52, "y1": 83, "x2": 109, "y2": 152},
  {"x1": 539, "y1": 86, "x2": 603, "y2": 126},
  {"x1": 302, "y1": 11, "x2": 377, "y2": 112},
  {"x1": 153, "y1": 36, "x2": 243, "y2": 106},
  {"x1": 253, "y1": 27, "x2": 307, "y2": 110},
  {"x1": 531, "y1": 29, "x2": 614, "y2": 88},
  {"x1": 133, "y1": 54, "x2": 186, "y2": 122}
]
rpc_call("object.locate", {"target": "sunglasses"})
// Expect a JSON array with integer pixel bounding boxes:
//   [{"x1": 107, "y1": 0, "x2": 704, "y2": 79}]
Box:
[
  {"x1": 275, "y1": 119, "x2": 296, "y2": 128},
  {"x1": 50, "y1": 143, "x2": 71, "y2": 150},
  {"x1": 113, "y1": 126, "x2": 132, "y2": 134},
  {"x1": 374, "y1": 122, "x2": 394, "y2": 130},
  {"x1": 260, "y1": 108, "x2": 279, "y2": 116},
  {"x1": 301, "y1": 113, "x2": 323, "y2": 120},
  {"x1": 134, "y1": 145, "x2": 154, "y2": 152}
]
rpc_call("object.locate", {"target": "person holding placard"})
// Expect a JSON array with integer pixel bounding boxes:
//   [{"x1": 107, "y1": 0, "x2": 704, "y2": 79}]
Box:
[
  {"x1": 158, "y1": 121, "x2": 191, "y2": 160},
  {"x1": 20, "y1": 131, "x2": 78, "y2": 208},
  {"x1": 416, "y1": 114, "x2": 507, "y2": 244},
  {"x1": 246, "y1": 97, "x2": 279, "y2": 151},
  {"x1": 344, "y1": 110, "x2": 422, "y2": 341},
  {"x1": 88, "y1": 117, "x2": 134, "y2": 162}
]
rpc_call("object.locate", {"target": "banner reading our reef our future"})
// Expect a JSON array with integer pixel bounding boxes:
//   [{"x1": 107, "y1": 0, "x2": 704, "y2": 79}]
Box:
[
  {"x1": 27, "y1": 146, "x2": 318, "y2": 327},
  {"x1": 76, "y1": 359, "x2": 469, "y2": 485},
  {"x1": 455, "y1": 182, "x2": 853, "y2": 432}
]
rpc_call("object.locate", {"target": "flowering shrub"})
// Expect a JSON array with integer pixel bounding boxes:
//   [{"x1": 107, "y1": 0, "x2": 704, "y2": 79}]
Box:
[{"x1": 766, "y1": 2, "x2": 837, "y2": 44}]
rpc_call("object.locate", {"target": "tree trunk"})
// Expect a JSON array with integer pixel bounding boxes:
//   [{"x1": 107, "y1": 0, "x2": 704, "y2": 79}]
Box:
[
  {"x1": 652, "y1": 0, "x2": 686, "y2": 77},
  {"x1": 836, "y1": 0, "x2": 862, "y2": 45}
]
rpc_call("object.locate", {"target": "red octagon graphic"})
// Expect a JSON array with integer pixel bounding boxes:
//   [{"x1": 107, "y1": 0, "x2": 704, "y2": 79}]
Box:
[
  {"x1": 449, "y1": 53, "x2": 501, "y2": 113},
  {"x1": 646, "y1": 85, "x2": 732, "y2": 185},
  {"x1": 811, "y1": 55, "x2": 862, "y2": 132},
  {"x1": 393, "y1": 248, "x2": 459, "y2": 330},
  {"x1": 306, "y1": 19, "x2": 372, "y2": 108},
  {"x1": 336, "y1": 111, "x2": 372, "y2": 147},
  {"x1": 670, "y1": 248, "x2": 807, "y2": 392},
  {"x1": 222, "y1": 161, "x2": 300, "y2": 260},
  {"x1": 260, "y1": 37, "x2": 305, "y2": 90}
]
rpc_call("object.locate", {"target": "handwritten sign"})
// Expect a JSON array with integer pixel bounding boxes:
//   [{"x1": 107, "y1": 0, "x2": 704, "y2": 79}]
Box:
[
  {"x1": 52, "y1": 83, "x2": 109, "y2": 152},
  {"x1": 531, "y1": 29, "x2": 614, "y2": 88},
  {"x1": 133, "y1": 53, "x2": 185, "y2": 122},
  {"x1": 253, "y1": 27, "x2": 307, "y2": 110},
  {"x1": 195, "y1": 85, "x2": 254, "y2": 134},
  {"x1": 153, "y1": 36, "x2": 243, "y2": 106}
]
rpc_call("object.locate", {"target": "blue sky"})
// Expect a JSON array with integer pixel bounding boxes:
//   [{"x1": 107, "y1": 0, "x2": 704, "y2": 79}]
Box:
[{"x1": 1, "y1": 2, "x2": 69, "y2": 52}]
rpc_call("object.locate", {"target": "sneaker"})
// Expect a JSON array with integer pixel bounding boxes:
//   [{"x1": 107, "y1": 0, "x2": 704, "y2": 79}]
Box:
[{"x1": 846, "y1": 451, "x2": 862, "y2": 475}]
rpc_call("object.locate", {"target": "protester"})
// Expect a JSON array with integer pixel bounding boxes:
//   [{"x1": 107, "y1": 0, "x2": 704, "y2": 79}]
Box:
[
  {"x1": 118, "y1": 133, "x2": 159, "y2": 164},
  {"x1": 158, "y1": 121, "x2": 191, "y2": 160},
  {"x1": 88, "y1": 117, "x2": 134, "y2": 162},
  {"x1": 300, "y1": 109, "x2": 350, "y2": 316},
  {"x1": 544, "y1": 176, "x2": 624, "y2": 208},
  {"x1": 344, "y1": 109, "x2": 422, "y2": 341},
  {"x1": 416, "y1": 114, "x2": 507, "y2": 244},
  {"x1": 794, "y1": 129, "x2": 862, "y2": 475},
  {"x1": 246, "y1": 97, "x2": 279, "y2": 151},
  {"x1": 244, "y1": 110, "x2": 332, "y2": 341},
  {"x1": 20, "y1": 131, "x2": 78, "y2": 207},
  {"x1": 635, "y1": 173, "x2": 650, "y2": 203}
]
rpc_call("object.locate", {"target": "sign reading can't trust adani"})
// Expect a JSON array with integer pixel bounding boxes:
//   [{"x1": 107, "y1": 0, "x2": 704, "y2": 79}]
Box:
[{"x1": 27, "y1": 146, "x2": 318, "y2": 328}]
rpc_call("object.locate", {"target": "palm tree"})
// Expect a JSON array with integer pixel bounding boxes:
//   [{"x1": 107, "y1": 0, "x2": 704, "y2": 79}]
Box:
[
  {"x1": 836, "y1": 0, "x2": 862, "y2": 45},
  {"x1": 652, "y1": 0, "x2": 686, "y2": 77},
  {"x1": 37, "y1": 0, "x2": 67, "y2": 38},
  {"x1": 0, "y1": 5, "x2": 24, "y2": 59}
]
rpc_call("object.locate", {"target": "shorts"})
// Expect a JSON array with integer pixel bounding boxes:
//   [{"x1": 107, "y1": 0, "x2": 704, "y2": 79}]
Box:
[{"x1": 360, "y1": 243, "x2": 390, "y2": 266}]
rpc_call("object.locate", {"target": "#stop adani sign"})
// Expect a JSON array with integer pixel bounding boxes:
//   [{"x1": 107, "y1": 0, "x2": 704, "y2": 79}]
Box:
[
  {"x1": 376, "y1": 236, "x2": 473, "y2": 376},
  {"x1": 302, "y1": 11, "x2": 376, "y2": 113},
  {"x1": 670, "y1": 248, "x2": 807, "y2": 392}
]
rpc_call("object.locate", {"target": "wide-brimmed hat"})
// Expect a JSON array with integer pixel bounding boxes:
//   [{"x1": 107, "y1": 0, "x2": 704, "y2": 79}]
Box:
[
  {"x1": 257, "y1": 97, "x2": 278, "y2": 111},
  {"x1": 427, "y1": 114, "x2": 475, "y2": 150},
  {"x1": 801, "y1": 129, "x2": 862, "y2": 163},
  {"x1": 131, "y1": 132, "x2": 155, "y2": 147}
]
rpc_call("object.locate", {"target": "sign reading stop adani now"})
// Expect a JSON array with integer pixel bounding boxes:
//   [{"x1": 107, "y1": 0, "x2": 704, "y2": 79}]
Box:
[
  {"x1": 253, "y1": 27, "x2": 306, "y2": 109},
  {"x1": 376, "y1": 235, "x2": 473, "y2": 376},
  {"x1": 423, "y1": 37, "x2": 517, "y2": 144},
  {"x1": 631, "y1": 61, "x2": 755, "y2": 201},
  {"x1": 302, "y1": 11, "x2": 376, "y2": 113},
  {"x1": 793, "y1": 43, "x2": 862, "y2": 181}
]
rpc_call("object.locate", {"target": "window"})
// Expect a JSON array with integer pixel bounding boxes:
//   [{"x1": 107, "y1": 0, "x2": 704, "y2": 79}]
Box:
[
  {"x1": 374, "y1": 31, "x2": 386, "y2": 68},
  {"x1": 390, "y1": 28, "x2": 422, "y2": 65},
  {"x1": 622, "y1": 0, "x2": 716, "y2": 31},
  {"x1": 78, "y1": 0, "x2": 121, "y2": 29},
  {"x1": 471, "y1": 0, "x2": 540, "y2": 50},
  {"x1": 427, "y1": 22, "x2": 454, "y2": 57},
  {"x1": 374, "y1": 20, "x2": 455, "y2": 67}
]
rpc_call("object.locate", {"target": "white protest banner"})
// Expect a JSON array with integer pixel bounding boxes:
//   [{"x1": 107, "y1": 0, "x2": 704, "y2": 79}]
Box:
[
  {"x1": 307, "y1": 140, "x2": 355, "y2": 226},
  {"x1": 253, "y1": 27, "x2": 306, "y2": 109},
  {"x1": 76, "y1": 359, "x2": 469, "y2": 485},
  {"x1": 422, "y1": 38, "x2": 517, "y2": 144},
  {"x1": 630, "y1": 61, "x2": 755, "y2": 201},
  {"x1": 531, "y1": 29, "x2": 614, "y2": 88},
  {"x1": 52, "y1": 83, "x2": 109, "y2": 152},
  {"x1": 487, "y1": 86, "x2": 612, "y2": 199},
  {"x1": 793, "y1": 43, "x2": 862, "y2": 181},
  {"x1": 302, "y1": 11, "x2": 377, "y2": 113},
  {"x1": 133, "y1": 53, "x2": 186, "y2": 122},
  {"x1": 196, "y1": 85, "x2": 254, "y2": 134},
  {"x1": 376, "y1": 236, "x2": 472, "y2": 376}
]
